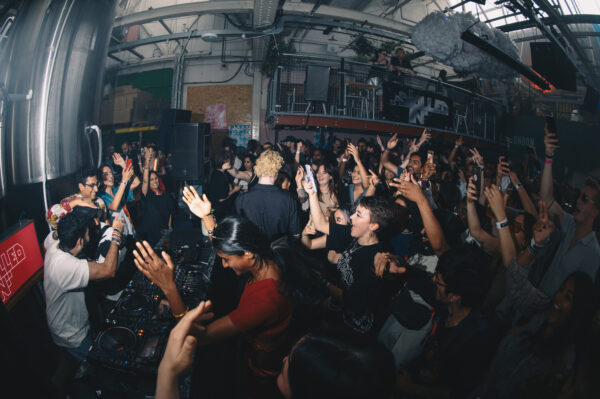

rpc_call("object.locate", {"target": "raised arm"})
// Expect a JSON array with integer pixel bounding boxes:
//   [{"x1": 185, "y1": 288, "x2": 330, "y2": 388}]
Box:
[
  {"x1": 302, "y1": 178, "x2": 329, "y2": 235},
  {"x1": 381, "y1": 134, "x2": 400, "y2": 174},
  {"x1": 300, "y1": 220, "x2": 327, "y2": 250},
  {"x1": 509, "y1": 172, "x2": 538, "y2": 218},
  {"x1": 540, "y1": 125, "x2": 563, "y2": 221},
  {"x1": 141, "y1": 150, "x2": 152, "y2": 196},
  {"x1": 88, "y1": 218, "x2": 123, "y2": 280},
  {"x1": 466, "y1": 177, "x2": 499, "y2": 254},
  {"x1": 485, "y1": 185, "x2": 515, "y2": 267},
  {"x1": 394, "y1": 175, "x2": 448, "y2": 256},
  {"x1": 182, "y1": 186, "x2": 216, "y2": 238},
  {"x1": 108, "y1": 164, "x2": 134, "y2": 211},
  {"x1": 448, "y1": 136, "x2": 463, "y2": 168},
  {"x1": 348, "y1": 142, "x2": 369, "y2": 190}
]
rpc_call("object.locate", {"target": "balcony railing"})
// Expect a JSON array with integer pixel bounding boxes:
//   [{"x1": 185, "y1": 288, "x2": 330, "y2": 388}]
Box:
[{"x1": 267, "y1": 54, "x2": 505, "y2": 143}]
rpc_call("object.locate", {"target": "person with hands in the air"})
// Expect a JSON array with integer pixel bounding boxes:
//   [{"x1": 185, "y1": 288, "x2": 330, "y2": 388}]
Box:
[
  {"x1": 99, "y1": 154, "x2": 139, "y2": 236},
  {"x1": 346, "y1": 142, "x2": 370, "y2": 209},
  {"x1": 538, "y1": 122, "x2": 600, "y2": 296},
  {"x1": 303, "y1": 175, "x2": 394, "y2": 334},
  {"x1": 156, "y1": 301, "x2": 214, "y2": 399},
  {"x1": 391, "y1": 174, "x2": 448, "y2": 258},
  {"x1": 146, "y1": 185, "x2": 326, "y2": 396}
]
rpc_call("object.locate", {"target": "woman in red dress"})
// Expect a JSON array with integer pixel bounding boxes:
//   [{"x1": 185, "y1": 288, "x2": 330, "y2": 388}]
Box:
[{"x1": 133, "y1": 186, "x2": 325, "y2": 397}]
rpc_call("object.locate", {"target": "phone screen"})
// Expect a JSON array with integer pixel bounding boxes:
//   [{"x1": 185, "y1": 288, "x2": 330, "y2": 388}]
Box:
[
  {"x1": 126, "y1": 158, "x2": 133, "y2": 168},
  {"x1": 473, "y1": 166, "x2": 481, "y2": 193},
  {"x1": 545, "y1": 116, "x2": 557, "y2": 133}
]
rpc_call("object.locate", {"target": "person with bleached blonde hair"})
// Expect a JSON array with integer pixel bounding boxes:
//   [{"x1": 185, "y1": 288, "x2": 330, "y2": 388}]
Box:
[{"x1": 234, "y1": 150, "x2": 301, "y2": 240}]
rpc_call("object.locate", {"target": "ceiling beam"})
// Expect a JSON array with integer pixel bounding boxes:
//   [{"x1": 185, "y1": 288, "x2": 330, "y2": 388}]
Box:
[
  {"x1": 498, "y1": 14, "x2": 600, "y2": 32},
  {"x1": 113, "y1": 1, "x2": 254, "y2": 29}
]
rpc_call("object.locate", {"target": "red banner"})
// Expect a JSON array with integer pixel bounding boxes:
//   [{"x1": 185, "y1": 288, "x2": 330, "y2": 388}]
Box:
[{"x1": 0, "y1": 221, "x2": 43, "y2": 304}]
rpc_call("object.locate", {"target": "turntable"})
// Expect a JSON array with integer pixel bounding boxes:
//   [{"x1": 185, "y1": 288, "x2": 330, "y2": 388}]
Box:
[{"x1": 98, "y1": 327, "x2": 136, "y2": 354}]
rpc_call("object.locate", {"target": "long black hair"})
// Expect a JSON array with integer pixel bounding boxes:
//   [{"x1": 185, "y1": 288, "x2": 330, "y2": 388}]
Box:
[
  {"x1": 288, "y1": 331, "x2": 395, "y2": 399},
  {"x1": 211, "y1": 215, "x2": 327, "y2": 305}
]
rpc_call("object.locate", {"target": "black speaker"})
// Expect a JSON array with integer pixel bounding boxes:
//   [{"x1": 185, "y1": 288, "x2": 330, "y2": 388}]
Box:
[
  {"x1": 159, "y1": 109, "x2": 191, "y2": 153},
  {"x1": 304, "y1": 65, "x2": 330, "y2": 102},
  {"x1": 170, "y1": 123, "x2": 210, "y2": 181},
  {"x1": 583, "y1": 86, "x2": 600, "y2": 113},
  {"x1": 530, "y1": 42, "x2": 577, "y2": 92}
]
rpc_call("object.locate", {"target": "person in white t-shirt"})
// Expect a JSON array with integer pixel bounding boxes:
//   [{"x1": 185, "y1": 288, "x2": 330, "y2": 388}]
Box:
[{"x1": 43, "y1": 208, "x2": 124, "y2": 361}]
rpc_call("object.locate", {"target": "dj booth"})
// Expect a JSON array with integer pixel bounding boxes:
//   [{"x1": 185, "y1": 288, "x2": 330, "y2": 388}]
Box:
[{"x1": 81, "y1": 229, "x2": 239, "y2": 399}]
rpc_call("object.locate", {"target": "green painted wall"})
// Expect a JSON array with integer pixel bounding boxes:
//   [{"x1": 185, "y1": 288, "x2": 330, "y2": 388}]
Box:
[{"x1": 116, "y1": 68, "x2": 173, "y2": 100}]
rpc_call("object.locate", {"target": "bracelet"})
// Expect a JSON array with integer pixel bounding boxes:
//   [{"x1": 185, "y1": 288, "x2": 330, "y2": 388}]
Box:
[
  {"x1": 544, "y1": 153, "x2": 554, "y2": 159},
  {"x1": 495, "y1": 218, "x2": 509, "y2": 229},
  {"x1": 515, "y1": 183, "x2": 523, "y2": 190},
  {"x1": 172, "y1": 306, "x2": 189, "y2": 320},
  {"x1": 120, "y1": 181, "x2": 128, "y2": 185},
  {"x1": 528, "y1": 238, "x2": 544, "y2": 256},
  {"x1": 111, "y1": 236, "x2": 122, "y2": 246},
  {"x1": 207, "y1": 228, "x2": 214, "y2": 235},
  {"x1": 545, "y1": 158, "x2": 553, "y2": 164}
]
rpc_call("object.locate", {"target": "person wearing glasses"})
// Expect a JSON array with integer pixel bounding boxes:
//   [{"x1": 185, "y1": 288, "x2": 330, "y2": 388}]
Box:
[{"x1": 46, "y1": 169, "x2": 108, "y2": 231}]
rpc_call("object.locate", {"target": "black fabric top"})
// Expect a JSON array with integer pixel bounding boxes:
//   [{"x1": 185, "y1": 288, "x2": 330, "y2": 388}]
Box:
[
  {"x1": 234, "y1": 183, "x2": 301, "y2": 241},
  {"x1": 137, "y1": 190, "x2": 176, "y2": 243},
  {"x1": 326, "y1": 222, "x2": 382, "y2": 334},
  {"x1": 208, "y1": 170, "x2": 233, "y2": 219},
  {"x1": 390, "y1": 56, "x2": 413, "y2": 71}
]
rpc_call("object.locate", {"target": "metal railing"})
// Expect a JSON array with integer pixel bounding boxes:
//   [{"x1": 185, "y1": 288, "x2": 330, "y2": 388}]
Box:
[{"x1": 267, "y1": 54, "x2": 505, "y2": 143}]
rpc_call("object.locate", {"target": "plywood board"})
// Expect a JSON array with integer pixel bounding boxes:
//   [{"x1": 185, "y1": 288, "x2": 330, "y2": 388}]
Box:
[{"x1": 186, "y1": 85, "x2": 252, "y2": 129}]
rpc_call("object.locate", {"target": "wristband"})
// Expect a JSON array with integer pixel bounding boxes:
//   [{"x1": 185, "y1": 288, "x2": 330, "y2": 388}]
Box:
[
  {"x1": 545, "y1": 158, "x2": 553, "y2": 164},
  {"x1": 544, "y1": 152, "x2": 554, "y2": 159},
  {"x1": 495, "y1": 218, "x2": 509, "y2": 229},
  {"x1": 528, "y1": 238, "x2": 544, "y2": 256},
  {"x1": 206, "y1": 228, "x2": 214, "y2": 235},
  {"x1": 120, "y1": 181, "x2": 128, "y2": 185},
  {"x1": 515, "y1": 183, "x2": 523, "y2": 190}
]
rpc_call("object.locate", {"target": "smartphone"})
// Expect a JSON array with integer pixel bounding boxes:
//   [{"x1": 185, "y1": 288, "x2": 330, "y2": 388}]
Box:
[
  {"x1": 304, "y1": 165, "x2": 317, "y2": 193},
  {"x1": 126, "y1": 158, "x2": 133, "y2": 169},
  {"x1": 472, "y1": 166, "x2": 481, "y2": 193},
  {"x1": 427, "y1": 150, "x2": 434, "y2": 164},
  {"x1": 545, "y1": 116, "x2": 557, "y2": 134}
]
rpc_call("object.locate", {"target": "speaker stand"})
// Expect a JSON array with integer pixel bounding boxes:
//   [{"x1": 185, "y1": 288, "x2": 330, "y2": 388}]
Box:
[{"x1": 304, "y1": 102, "x2": 327, "y2": 115}]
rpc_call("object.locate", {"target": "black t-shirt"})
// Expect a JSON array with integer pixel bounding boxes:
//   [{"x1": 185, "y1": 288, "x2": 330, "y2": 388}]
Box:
[
  {"x1": 138, "y1": 190, "x2": 175, "y2": 242},
  {"x1": 326, "y1": 222, "x2": 382, "y2": 334},
  {"x1": 390, "y1": 56, "x2": 413, "y2": 71},
  {"x1": 208, "y1": 170, "x2": 232, "y2": 219},
  {"x1": 234, "y1": 183, "x2": 301, "y2": 241}
]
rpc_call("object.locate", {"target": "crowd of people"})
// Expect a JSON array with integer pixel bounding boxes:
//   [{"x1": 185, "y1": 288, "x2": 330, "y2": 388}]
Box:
[{"x1": 42, "y1": 122, "x2": 600, "y2": 398}]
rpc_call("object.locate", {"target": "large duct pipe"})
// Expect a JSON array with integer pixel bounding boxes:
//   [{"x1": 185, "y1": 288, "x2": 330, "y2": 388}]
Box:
[{"x1": 1, "y1": 0, "x2": 116, "y2": 194}]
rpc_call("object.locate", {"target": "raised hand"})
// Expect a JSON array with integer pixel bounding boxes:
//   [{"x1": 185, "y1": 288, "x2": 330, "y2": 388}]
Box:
[
  {"x1": 295, "y1": 165, "x2": 305, "y2": 188},
  {"x1": 347, "y1": 142, "x2": 360, "y2": 161},
  {"x1": 376, "y1": 135, "x2": 385, "y2": 151},
  {"x1": 533, "y1": 201, "x2": 554, "y2": 245},
  {"x1": 544, "y1": 126, "x2": 559, "y2": 157},
  {"x1": 122, "y1": 164, "x2": 135, "y2": 182},
  {"x1": 418, "y1": 128, "x2": 431, "y2": 146},
  {"x1": 386, "y1": 133, "x2": 399, "y2": 150},
  {"x1": 508, "y1": 171, "x2": 520, "y2": 187},
  {"x1": 368, "y1": 169, "x2": 380, "y2": 186},
  {"x1": 497, "y1": 156, "x2": 510, "y2": 176},
  {"x1": 469, "y1": 148, "x2": 484, "y2": 168},
  {"x1": 158, "y1": 301, "x2": 214, "y2": 378},
  {"x1": 182, "y1": 186, "x2": 212, "y2": 219},
  {"x1": 455, "y1": 136, "x2": 464, "y2": 148},
  {"x1": 112, "y1": 153, "x2": 126, "y2": 168},
  {"x1": 296, "y1": 141, "x2": 303, "y2": 153},
  {"x1": 301, "y1": 174, "x2": 315, "y2": 194},
  {"x1": 390, "y1": 174, "x2": 425, "y2": 203},
  {"x1": 466, "y1": 177, "x2": 478, "y2": 203},
  {"x1": 303, "y1": 220, "x2": 316, "y2": 236},
  {"x1": 408, "y1": 138, "x2": 419, "y2": 153},
  {"x1": 421, "y1": 162, "x2": 437, "y2": 181},
  {"x1": 133, "y1": 241, "x2": 175, "y2": 291},
  {"x1": 484, "y1": 185, "x2": 507, "y2": 221}
]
